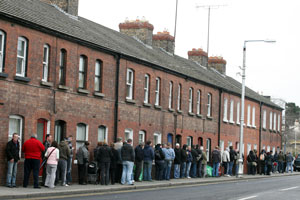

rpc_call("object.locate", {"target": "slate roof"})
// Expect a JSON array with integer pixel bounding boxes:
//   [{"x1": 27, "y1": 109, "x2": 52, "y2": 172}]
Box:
[{"x1": 0, "y1": 0, "x2": 281, "y2": 109}]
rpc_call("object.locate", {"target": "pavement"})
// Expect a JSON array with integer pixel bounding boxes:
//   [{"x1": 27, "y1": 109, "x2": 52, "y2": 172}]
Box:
[{"x1": 1, "y1": 172, "x2": 300, "y2": 200}]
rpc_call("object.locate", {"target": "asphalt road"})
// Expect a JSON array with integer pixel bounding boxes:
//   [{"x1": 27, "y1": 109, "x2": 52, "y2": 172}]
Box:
[{"x1": 22, "y1": 175, "x2": 300, "y2": 200}]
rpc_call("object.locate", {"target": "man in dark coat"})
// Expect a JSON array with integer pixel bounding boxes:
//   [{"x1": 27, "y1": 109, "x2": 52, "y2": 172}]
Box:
[
  {"x1": 6, "y1": 133, "x2": 20, "y2": 188},
  {"x1": 143, "y1": 141, "x2": 154, "y2": 181},
  {"x1": 174, "y1": 143, "x2": 181, "y2": 179},
  {"x1": 134, "y1": 142, "x2": 144, "y2": 181},
  {"x1": 211, "y1": 146, "x2": 221, "y2": 177},
  {"x1": 97, "y1": 142, "x2": 113, "y2": 185},
  {"x1": 121, "y1": 139, "x2": 135, "y2": 185}
]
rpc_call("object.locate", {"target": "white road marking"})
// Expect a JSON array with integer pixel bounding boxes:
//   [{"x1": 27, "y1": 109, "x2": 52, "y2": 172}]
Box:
[
  {"x1": 280, "y1": 186, "x2": 299, "y2": 191},
  {"x1": 238, "y1": 196, "x2": 257, "y2": 200}
]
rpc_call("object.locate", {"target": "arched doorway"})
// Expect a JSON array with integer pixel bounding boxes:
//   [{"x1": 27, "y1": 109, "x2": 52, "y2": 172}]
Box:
[
  {"x1": 37, "y1": 118, "x2": 48, "y2": 143},
  {"x1": 198, "y1": 137, "x2": 203, "y2": 146},
  {"x1": 55, "y1": 120, "x2": 66, "y2": 144},
  {"x1": 175, "y1": 135, "x2": 182, "y2": 146},
  {"x1": 167, "y1": 133, "x2": 173, "y2": 147}
]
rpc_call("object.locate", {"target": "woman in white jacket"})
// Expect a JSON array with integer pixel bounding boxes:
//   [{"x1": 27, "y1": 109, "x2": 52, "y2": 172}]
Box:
[{"x1": 222, "y1": 148, "x2": 230, "y2": 176}]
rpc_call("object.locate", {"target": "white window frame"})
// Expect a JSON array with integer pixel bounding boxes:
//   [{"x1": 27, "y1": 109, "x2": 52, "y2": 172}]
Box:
[
  {"x1": 247, "y1": 144, "x2": 251, "y2": 155},
  {"x1": 267, "y1": 146, "x2": 270, "y2": 152},
  {"x1": 0, "y1": 30, "x2": 5, "y2": 73},
  {"x1": 177, "y1": 84, "x2": 181, "y2": 111},
  {"x1": 144, "y1": 74, "x2": 150, "y2": 104},
  {"x1": 207, "y1": 93, "x2": 212, "y2": 117},
  {"x1": 168, "y1": 82, "x2": 173, "y2": 109},
  {"x1": 79, "y1": 56, "x2": 87, "y2": 89},
  {"x1": 254, "y1": 144, "x2": 257, "y2": 151},
  {"x1": 124, "y1": 128, "x2": 133, "y2": 145},
  {"x1": 236, "y1": 102, "x2": 240, "y2": 124},
  {"x1": 269, "y1": 112, "x2": 273, "y2": 130},
  {"x1": 247, "y1": 105, "x2": 251, "y2": 127},
  {"x1": 188, "y1": 88, "x2": 193, "y2": 113},
  {"x1": 229, "y1": 100, "x2": 234, "y2": 123},
  {"x1": 263, "y1": 110, "x2": 267, "y2": 129},
  {"x1": 252, "y1": 107, "x2": 256, "y2": 128},
  {"x1": 228, "y1": 141, "x2": 233, "y2": 148},
  {"x1": 59, "y1": 49, "x2": 66, "y2": 85},
  {"x1": 98, "y1": 125, "x2": 108, "y2": 142},
  {"x1": 154, "y1": 132, "x2": 162, "y2": 146},
  {"x1": 42, "y1": 44, "x2": 50, "y2": 82},
  {"x1": 155, "y1": 78, "x2": 160, "y2": 106},
  {"x1": 223, "y1": 98, "x2": 228, "y2": 122},
  {"x1": 76, "y1": 123, "x2": 89, "y2": 149},
  {"x1": 206, "y1": 138, "x2": 211, "y2": 162},
  {"x1": 94, "y1": 60, "x2": 102, "y2": 92},
  {"x1": 273, "y1": 113, "x2": 277, "y2": 131},
  {"x1": 138, "y1": 130, "x2": 146, "y2": 144},
  {"x1": 220, "y1": 140, "x2": 224, "y2": 154},
  {"x1": 197, "y1": 90, "x2": 201, "y2": 115},
  {"x1": 9, "y1": 115, "x2": 23, "y2": 157},
  {"x1": 272, "y1": 147, "x2": 275, "y2": 155},
  {"x1": 16, "y1": 37, "x2": 27, "y2": 77},
  {"x1": 278, "y1": 115, "x2": 281, "y2": 132},
  {"x1": 187, "y1": 136, "x2": 192, "y2": 147},
  {"x1": 126, "y1": 69, "x2": 134, "y2": 100}
]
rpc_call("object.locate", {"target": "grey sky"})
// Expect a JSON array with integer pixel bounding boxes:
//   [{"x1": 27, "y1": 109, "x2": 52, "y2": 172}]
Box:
[{"x1": 78, "y1": 0, "x2": 300, "y2": 106}]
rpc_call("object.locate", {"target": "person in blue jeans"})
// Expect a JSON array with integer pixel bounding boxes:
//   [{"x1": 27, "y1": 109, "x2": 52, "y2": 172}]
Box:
[
  {"x1": 162, "y1": 143, "x2": 175, "y2": 180},
  {"x1": 190, "y1": 146, "x2": 198, "y2": 178},
  {"x1": 211, "y1": 146, "x2": 221, "y2": 177},
  {"x1": 143, "y1": 141, "x2": 154, "y2": 181},
  {"x1": 286, "y1": 152, "x2": 294, "y2": 173},
  {"x1": 121, "y1": 139, "x2": 135, "y2": 185},
  {"x1": 180, "y1": 144, "x2": 188, "y2": 178},
  {"x1": 174, "y1": 143, "x2": 181, "y2": 179},
  {"x1": 186, "y1": 147, "x2": 193, "y2": 178},
  {"x1": 6, "y1": 133, "x2": 20, "y2": 188}
]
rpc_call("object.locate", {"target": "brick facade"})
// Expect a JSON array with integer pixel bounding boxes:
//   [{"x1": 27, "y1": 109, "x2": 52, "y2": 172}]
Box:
[{"x1": 0, "y1": 2, "x2": 282, "y2": 185}]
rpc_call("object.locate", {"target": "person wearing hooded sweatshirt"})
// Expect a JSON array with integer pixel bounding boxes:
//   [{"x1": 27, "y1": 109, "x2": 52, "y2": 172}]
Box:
[
  {"x1": 180, "y1": 144, "x2": 188, "y2": 178},
  {"x1": 55, "y1": 138, "x2": 70, "y2": 186},
  {"x1": 154, "y1": 144, "x2": 165, "y2": 180},
  {"x1": 247, "y1": 150, "x2": 257, "y2": 175},
  {"x1": 134, "y1": 142, "x2": 144, "y2": 182},
  {"x1": 143, "y1": 141, "x2": 154, "y2": 181}
]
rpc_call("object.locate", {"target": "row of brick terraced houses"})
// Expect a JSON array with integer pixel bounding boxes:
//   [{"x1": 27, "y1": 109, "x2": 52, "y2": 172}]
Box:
[{"x1": 0, "y1": 0, "x2": 282, "y2": 184}]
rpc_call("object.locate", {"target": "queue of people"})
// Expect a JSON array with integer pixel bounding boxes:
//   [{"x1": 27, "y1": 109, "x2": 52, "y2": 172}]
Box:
[{"x1": 5, "y1": 134, "x2": 296, "y2": 188}]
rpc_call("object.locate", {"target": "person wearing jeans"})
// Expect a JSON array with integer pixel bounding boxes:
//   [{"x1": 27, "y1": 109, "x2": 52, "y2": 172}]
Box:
[
  {"x1": 6, "y1": 133, "x2": 20, "y2": 188},
  {"x1": 55, "y1": 139, "x2": 70, "y2": 186},
  {"x1": 286, "y1": 152, "x2": 294, "y2": 173},
  {"x1": 186, "y1": 147, "x2": 193, "y2": 178},
  {"x1": 180, "y1": 144, "x2": 188, "y2": 178},
  {"x1": 162, "y1": 143, "x2": 175, "y2": 180},
  {"x1": 66, "y1": 135, "x2": 73, "y2": 185},
  {"x1": 174, "y1": 143, "x2": 181, "y2": 179},
  {"x1": 211, "y1": 146, "x2": 221, "y2": 177},
  {"x1": 121, "y1": 139, "x2": 135, "y2": 185},
  {"x1": 143, "y1": 141, "x2": 154, "y2": 181}
]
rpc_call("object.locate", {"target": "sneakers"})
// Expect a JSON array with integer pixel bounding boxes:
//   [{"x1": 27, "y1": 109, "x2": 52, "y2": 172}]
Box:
[
  {"x1": 187, "y1": 176, "x2": 191, "y2": 179},
  {"x1": 63, "y1": 184, "x2": 69, "y2": 187}
]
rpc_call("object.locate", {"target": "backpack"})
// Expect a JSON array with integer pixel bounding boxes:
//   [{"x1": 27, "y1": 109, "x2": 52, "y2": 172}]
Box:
[
  {"x1": 155, "y1": 150, "x2": 162, "y2": 160},
  {"x1": 260, "y1": 154, "x2": 265, "y2": 161}
]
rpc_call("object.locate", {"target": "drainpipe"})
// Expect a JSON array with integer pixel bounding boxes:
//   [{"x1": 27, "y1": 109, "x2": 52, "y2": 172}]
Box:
[
  {"x1": 174, "y1": 113, "x2": 178, "y2": 147},
  {"x1": 218, "y1": 89, "x2": 222, "y2": 146},
  {"x1": 259, "y1": 101, "x2": 262, "y2": 153},
  {"x1": 113, "y1": 54, "x2": 120, "y2": 142}
]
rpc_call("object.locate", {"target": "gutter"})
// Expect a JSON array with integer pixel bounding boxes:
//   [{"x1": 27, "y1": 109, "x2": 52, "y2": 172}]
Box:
[{"x1": 113, "y1": 54, "x2": 120, "y2": 142}]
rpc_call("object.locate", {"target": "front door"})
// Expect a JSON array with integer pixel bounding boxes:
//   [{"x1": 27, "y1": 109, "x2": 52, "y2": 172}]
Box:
[{"x1": 37, "y1": 119, "x2": 47, "y2": 176}]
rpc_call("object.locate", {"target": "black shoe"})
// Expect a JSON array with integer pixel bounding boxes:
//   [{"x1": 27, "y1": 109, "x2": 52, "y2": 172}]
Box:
[
  {"x1": 12, "y1": 185, "x2": 18, "y2": 188},
  {"x1": 34, "y1": 186, "x2": 41, "y2": 189},
  {"x1": 6, "y1": 185, "x2": 12, "y2": 188}
]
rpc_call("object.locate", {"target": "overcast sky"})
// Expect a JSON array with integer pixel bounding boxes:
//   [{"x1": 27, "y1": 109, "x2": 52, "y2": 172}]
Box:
[{"x1": 78, "y1": 0, "x2": 300, "y2": 106}]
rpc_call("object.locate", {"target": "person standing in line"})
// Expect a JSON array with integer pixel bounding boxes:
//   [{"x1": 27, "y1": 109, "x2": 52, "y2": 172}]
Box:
[
  {"x1": 163, "y1": 143, "x2": 175, "y2": 180},
  {"x1": 174, "y1": 143, "x2": 181, "y2": 179},
  {"x1": 228, "y1": 146, "x2": 236, "y2": 176},
  {"x1": 134, "y1": 142, "x2": 144, "y2": 182},
  {"x1": 55, "y1": 138, "x2": 70, "y2": 186},
  {"x1": 222, "y1": 147, "x2": 230, "y2": 176},
  {"x1": 212, "y1": 146, "x2": 221, "y2": 177},
  {"x1": 42, "y1": 134, "x2": 52, "y2": 186},
  {"x1": 114, "y1": 137, "x2": 123, "y2": 183},
  {"x1": 286, "y1": 152, "x2": 294, "y2": 173},
  {"x1": 277, "y1": 150, "x2": 284, "y2": 173},
  {"x1": 143, "y1": 141, "x2": 154, "y2": 181},
  {"x1": 180, "y1": 144, "x2": 188, "y2": 178},
  {"x1": 110, "y1": 143, "x2": 119, "y2": 185},
  {"x1": 259, "y1": 150, "x2": 266, "y2": 175},
  {"x1": 22, "y1": 134, "x2": 45, "y2": 189},
  {"x1": 186, "y1": 146, "x2": 193, "y2": 178},
  {"x1": 121, "y1": 139, "x2": 135, "y2": 185},
  {"x1": 247, "y1": 150, "x2": 257, "y2": 175},
  {"x1": 154, "y1": 144, "x2": 165, "y2": 181},
  {"x1": 77, "y1": 141, "x2": 90, "y2": 185},
  {"x1": 66, "y1": 135, "x2": 73, "y2": 185},
  {"x1": 200, "y1": 146, "x2": 207, "y2": 178},
  {"x1": 196, "y1": 145, "x2": 203, "y2": 178},
  {"x1": 44, "y1": 141, "x2": 59, "y2": 189},
  {"x1": 190, "y1": 145, "x2": 199, "y2": 178},
  {"x1": 97, "y1": 141, "x2": 113, "y2": 185},
  {"x1": 6, "y1": 133, "x2": 20, "y2": 188}
]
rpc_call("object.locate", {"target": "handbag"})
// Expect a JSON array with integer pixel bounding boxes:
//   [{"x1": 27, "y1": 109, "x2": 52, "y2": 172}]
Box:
[
  {"x1": 252, "y1": 162, "x2": 257, "y2": 167},
  {"x1": 39, "y1": 148, "x2": 56, "y2": 170}
]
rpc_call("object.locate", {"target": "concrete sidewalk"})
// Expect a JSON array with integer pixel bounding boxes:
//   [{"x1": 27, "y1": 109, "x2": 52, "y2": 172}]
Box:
[{"x1": 2, "y1": 172, "x2": 299, "y2": 199}]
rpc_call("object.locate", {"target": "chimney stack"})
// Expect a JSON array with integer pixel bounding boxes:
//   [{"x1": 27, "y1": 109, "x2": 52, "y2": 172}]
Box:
[
  {"x1": 187, "y1": 48, "x2": 208, "y2": 66},
  {"x1": 152, "y1": 31, "x2": 175, "y2": 54},
  {"x1": 40, "y1": 0, "x2": 79, "y2": 16},
  {"x1": 208, "y1": 56, "x2": 227, "y2": 74},
  {"x1": 119, "y1": 18, "x2": 154, "y2": 46}
]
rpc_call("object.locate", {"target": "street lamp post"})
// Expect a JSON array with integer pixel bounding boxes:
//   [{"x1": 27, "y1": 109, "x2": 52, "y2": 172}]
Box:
[{"x1": 237, "y1": 39, "x2": 276, "y2": 178}]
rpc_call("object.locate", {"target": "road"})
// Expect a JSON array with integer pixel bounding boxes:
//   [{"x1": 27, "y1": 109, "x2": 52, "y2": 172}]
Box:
[{"x1": 16, "y1": 175, "x2": 300, "y2": 200}]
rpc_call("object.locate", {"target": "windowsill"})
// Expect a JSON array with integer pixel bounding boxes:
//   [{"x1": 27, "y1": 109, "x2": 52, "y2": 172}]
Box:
[
  {"x1": 251, "y1": 126, "x2": 256, "y2": 129},
  {"x1": 93, "y1": 92, "x2": 105, "y2": 98},
  {"x1": 177, "y1": 109, "x2": 182, "y2": 114},
  {"x1": 262, "y1": 128, "x2": 267, "y2": 131},
  {"x1": 229, "y1": 121, "x2": 235, "y2": 124},
  {"x1": 77, "y1": 88, "x2": 89, "y2": 94},
  {"x1": 125, "y1": 99, "x2": 136, "y2": 104},
  {"x1": 143, "y1": 103, "x2": 151, "y2": 107},
  {"x1": 223, "y1": 119, "x2": 229, "y2": 123},
  {"x1": 196, "y1": 114, "x2": 203, "y2": 118},
  {"x1": 40, "y1": 80, "x2": 53, "y2": 87},
  {"x1": 206, "y1": 116, "x2": 213, "y2": 120},
  {"x1": 58, "y1": 84, "x2": 69, "y2": 90},
  {"x1": 0, "y1": 72, "x2": 8, "y2": 78},
  {"x1": 168, "y1": 108, "x2": 175, "y2": 112},
  {"x1": 188, "y1": 112, "x2": 195, "y2": 116},
  {"x1": 247, "y1": 124, "x2": 251, "y2": 128},
  {"x1": 14, "y1": 76, "x2": 30, "y2": 82},
  {"x1": 273, "y1": 130, "x2": 277, "y2": 133},
  {"x1": 269, "y1": 129, "x2": 273, "y2": 132},
  {"x1": 154, "y1": 105, "x2": 162, "y2": 110}
]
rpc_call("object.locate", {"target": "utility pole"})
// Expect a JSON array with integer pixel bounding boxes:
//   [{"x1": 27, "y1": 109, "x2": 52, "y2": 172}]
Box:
[
  {"x1": 173, "y1": 0, "x2": 179, "y2": 55},
  {"x1": 196, "y1": 4, "x2": 226, "y2": 66}
]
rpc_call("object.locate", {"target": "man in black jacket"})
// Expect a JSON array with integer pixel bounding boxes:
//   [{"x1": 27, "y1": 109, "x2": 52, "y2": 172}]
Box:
[
  {"x1": 6, "y1": 133, "x2": 20, "y2": 188},
  {"x1": 229, "y1": 146, "x2": 236, "y2": 176},
  {"x1": 97, "y1": 142, "x2": 113, "y2": 185},
  {"x1": 212, "y1": 146, "x2": 221, "y2": 177},
  {"x1": 121, "y1": 139, "x2": 135, "y2": 185},
  {"x1": 174, "y1": 143, "x2": 181, "y2": 179},
  {"x1": 134, "y1": 142, "x2": 144, "y2": 181}
]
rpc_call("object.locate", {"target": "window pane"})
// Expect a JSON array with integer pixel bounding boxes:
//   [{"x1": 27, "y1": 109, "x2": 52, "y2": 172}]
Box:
[
  {"x1": 17, "y1": 40, "x2": 25, "y2": 57},
  {"x1": 98, "y1": 126, "x2": 106, "y2": 142},
  {"x1": 77, "y1": 124, "x2": 86, "y2": 141},
  {"x1": 0, "y1": 35, "x2": 3, "y2": 50},
  {"x1": 16, "y1": 58, "x2": 23, "y2": 74},
  {"x1": 43, "y1": 47, "x2": 48, "y2": 62},
  {"x1": 0, "y1": 53, "x2": 3, "y2": 71},
  {"x1": 79, "y1": 57, "x2": 85, "y2": 71},
  {"x1": 94, "y1": 77, "x2": 100, "y2": 91},
  {"x1": 9, "y1": 118, "x2": 21, "y2": 140},
  {"x1": 95, "y1": 61, "x2": 100, "y2": 76},
  {"x1": 79, "y1": 73, "x2": 84, "y2": 88}
]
